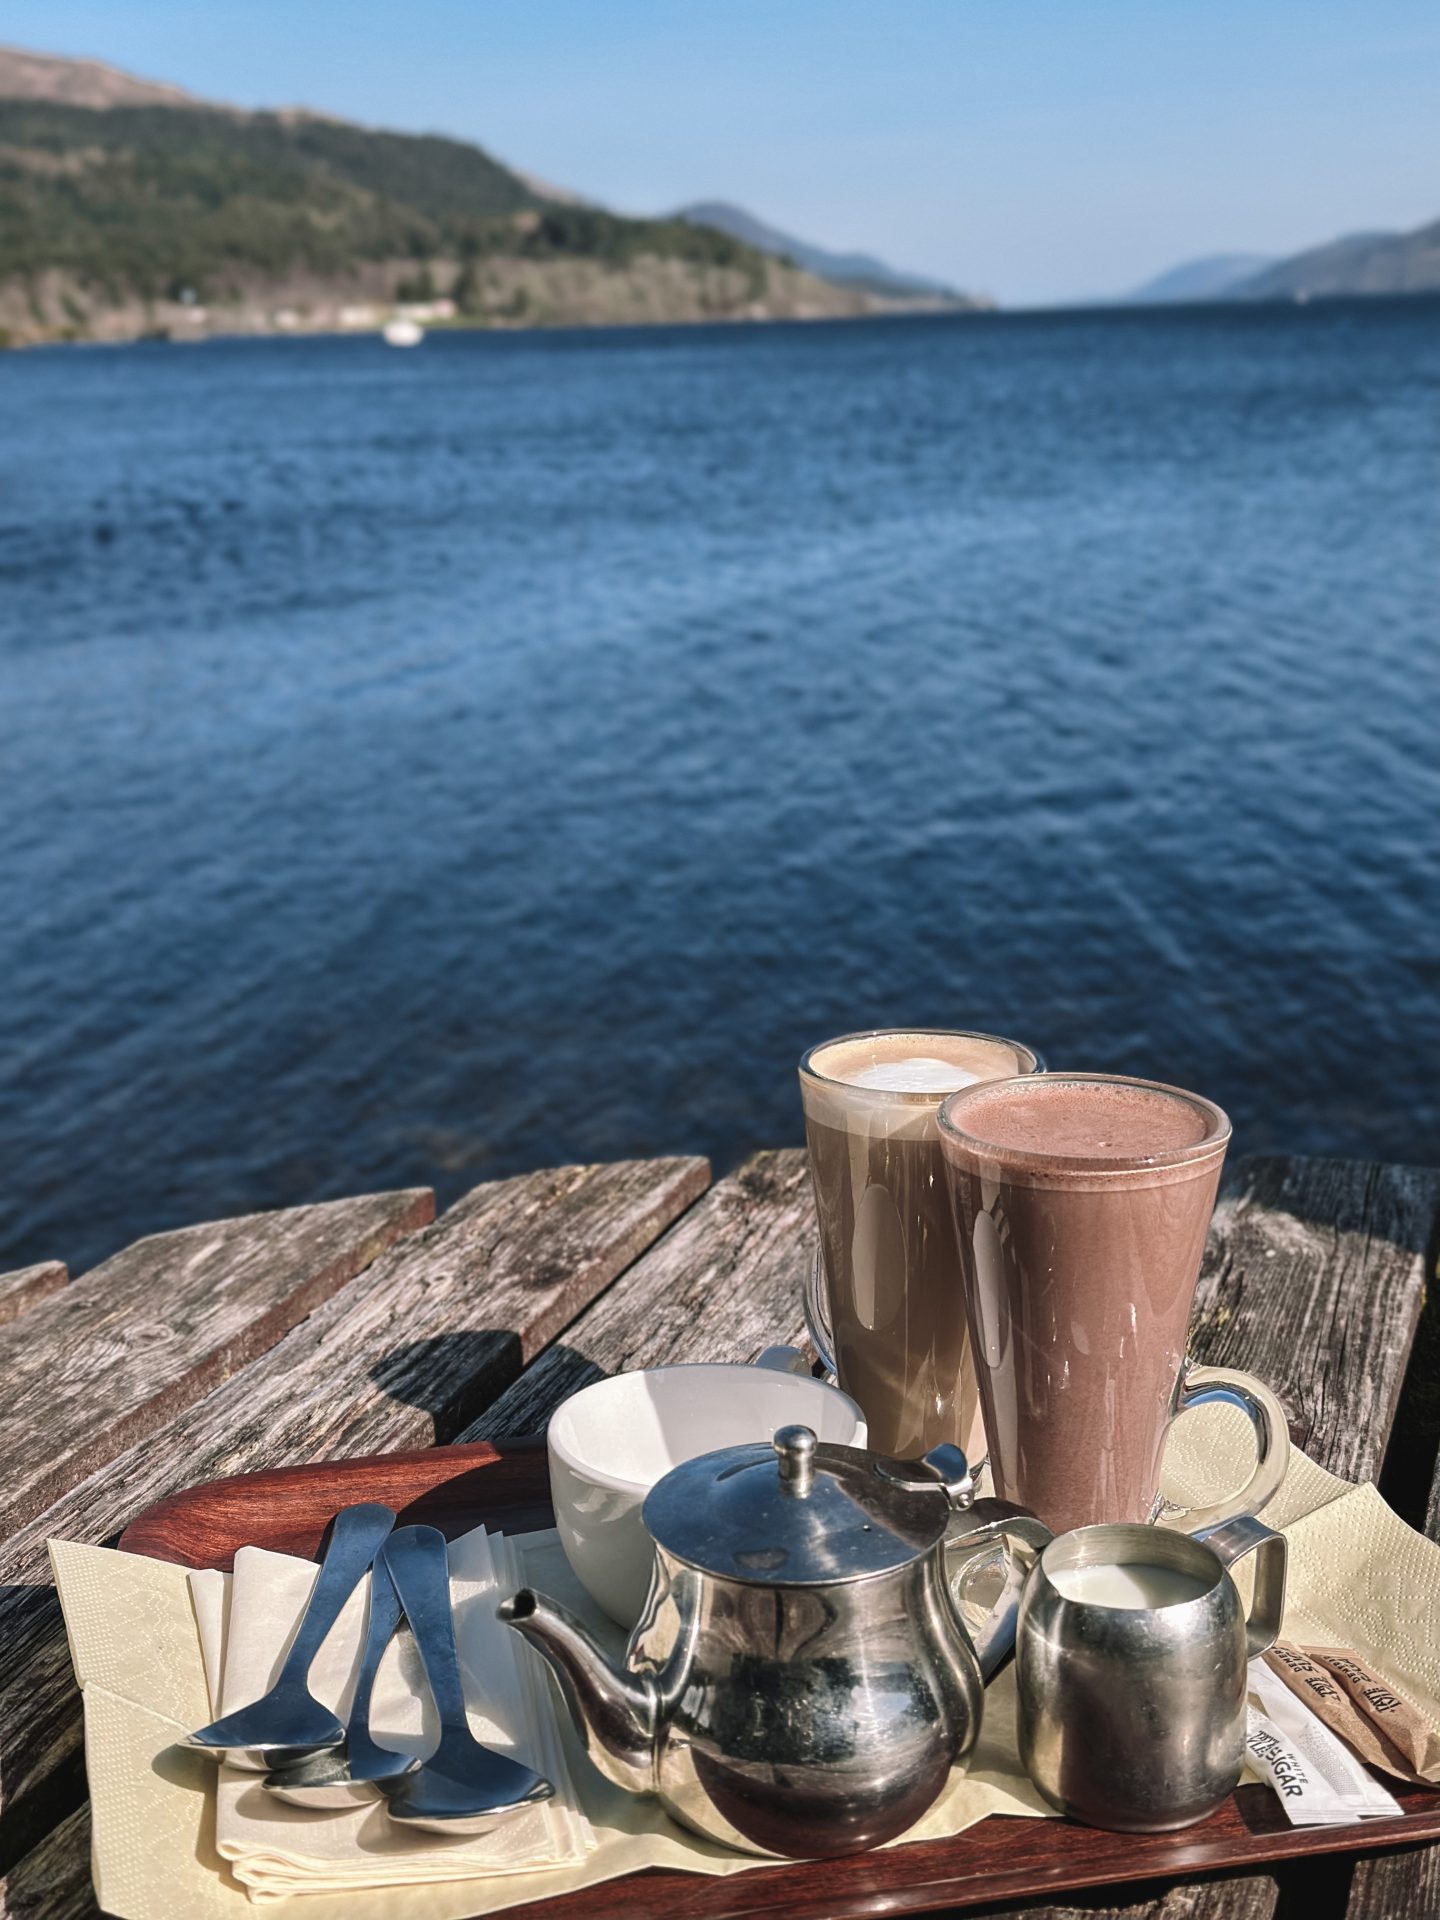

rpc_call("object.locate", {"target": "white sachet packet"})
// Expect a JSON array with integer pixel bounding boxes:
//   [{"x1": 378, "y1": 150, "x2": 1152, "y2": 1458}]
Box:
[{"x1": 1246, "y1": 1658, "x2": 1403, "y2": 1826}]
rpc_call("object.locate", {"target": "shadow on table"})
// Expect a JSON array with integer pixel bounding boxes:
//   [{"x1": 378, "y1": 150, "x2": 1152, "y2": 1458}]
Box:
[{"x1": 368, "y1": 1328, "x2": 531, "y2": 1444}]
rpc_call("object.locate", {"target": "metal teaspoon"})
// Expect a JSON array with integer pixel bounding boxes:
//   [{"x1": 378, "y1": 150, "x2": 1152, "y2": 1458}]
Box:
[
  {"x1": 380, "y1": 1525, "x2": 554, "y2": 1835},
  {"x1": 181, "y1": 1503, "x2": 397, "y2": 1771},
  {"x1": 264, "y1": 1549, "x2": 417, "y2": 1807}
]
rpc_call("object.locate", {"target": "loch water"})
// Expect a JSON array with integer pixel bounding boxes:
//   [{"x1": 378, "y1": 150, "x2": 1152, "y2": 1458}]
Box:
[{"x1": 3, "y1": 300, "x2": 1438, "y2": 1271}]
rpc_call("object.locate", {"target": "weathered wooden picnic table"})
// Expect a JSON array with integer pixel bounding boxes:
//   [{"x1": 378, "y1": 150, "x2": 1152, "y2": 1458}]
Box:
[{"x1": 1, "y1": 1149, "x2": 1438, "y2": 1919}]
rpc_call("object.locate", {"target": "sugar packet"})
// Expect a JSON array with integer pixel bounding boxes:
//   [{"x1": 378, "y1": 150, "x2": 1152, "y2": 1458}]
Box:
[
  {"x1": 1263, "y1": 1644, "x2": 1428, "y2": 1785},
  {"x1": 1246, "y1": 1659, "x2": 1402, "y2": 1827},
  {"x1": 1304, "y1": 1647, "x2": 1440, "y2": 1783}
]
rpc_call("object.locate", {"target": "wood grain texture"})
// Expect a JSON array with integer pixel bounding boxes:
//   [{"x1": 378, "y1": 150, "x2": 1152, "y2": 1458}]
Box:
[
  {"x1": 1188, "y1": 1156, "x2": 1440, "y2": 1482},
  {"x1": 1346, "y1": 1838, "x2": 1440, "y2": 1919},
  {"x1": 460, "y1": 1148, "x2": 815, "y2": 1440},
  {"x1": 0, "y1": 1807, "x2": 93, "y2": 1920},
  {"x1": 1340, "y1": 1248, "x2": 1440, "y2": 1920},
  {"x1": 121, "y1": 1438, "x2": 552, "y2": 1566},
  {"x1": 0, "y1": 1264, "x2": 66, "y2": 1331},
  {"x1": 0, "y1": 1158, "x2": 706, "y2": 1841},
  {"x1": 0, "y1": 1188, "x2": 435, "y2": 1533},
  {"x1": 112, "y1": 1448, "x2": 1440, "y2": 1920},
  {"x1": 973, "y1": 1873, "x2": 1279, "y2": 1919}
]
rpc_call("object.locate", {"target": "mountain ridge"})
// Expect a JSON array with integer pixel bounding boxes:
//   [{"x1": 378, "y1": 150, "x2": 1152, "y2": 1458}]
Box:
[
  {"x1": 0, "y1": 43, "x2": 974, "y2": 344},
  {"x1": 673, "y1": 200, "x2": 969, "y2": 303},
  {"x1": 1131, "y1": 219, "x2": 1440, "y2": 306},
  {"x1": 1128, "y1": 253, "x2": 1275, "y2": 304},
  {"x1": 0, "y1": 41, "x2": 196, "y2": 110},
  {"x1": 1227, "y1": 220, "x2": 1440, "y2": 300}
]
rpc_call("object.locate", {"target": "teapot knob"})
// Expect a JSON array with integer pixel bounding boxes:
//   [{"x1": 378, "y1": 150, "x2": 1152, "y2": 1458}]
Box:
[{"x1": 774, "y1": 1424, "x2": 817, "y2": 1496}]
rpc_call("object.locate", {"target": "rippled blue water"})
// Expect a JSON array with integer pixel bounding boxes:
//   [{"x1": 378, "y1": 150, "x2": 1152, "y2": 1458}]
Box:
[{"x1": 3, "y1": 302, "x2": 1438, "y2": 1273}]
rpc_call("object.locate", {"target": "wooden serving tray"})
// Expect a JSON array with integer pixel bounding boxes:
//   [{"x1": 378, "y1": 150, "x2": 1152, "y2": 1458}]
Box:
[{"x1": 120, "y1": 1442, "x2": 1440, "y2": 1920}]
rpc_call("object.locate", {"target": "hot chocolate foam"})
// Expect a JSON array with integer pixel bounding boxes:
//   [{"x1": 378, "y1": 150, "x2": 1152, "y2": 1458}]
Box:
[{"x1": 941, "y1": 1075, "x2": 1226, "y2": 1179}]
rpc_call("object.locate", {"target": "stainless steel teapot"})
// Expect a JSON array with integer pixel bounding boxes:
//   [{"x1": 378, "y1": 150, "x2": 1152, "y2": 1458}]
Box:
[{"x1": 500, "y1": 1424, "x2": 1050, "y2": 1859}]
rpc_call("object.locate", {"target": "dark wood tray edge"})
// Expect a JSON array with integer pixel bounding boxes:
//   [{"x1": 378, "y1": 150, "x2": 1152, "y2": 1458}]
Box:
[{"x1": 118, "y1": 1435, "x2": 550, "y2": 1566}]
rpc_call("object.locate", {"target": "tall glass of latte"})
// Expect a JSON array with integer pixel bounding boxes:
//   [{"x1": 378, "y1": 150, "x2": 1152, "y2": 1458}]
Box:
[
  {"x1": 937, "y1": 1073, "x2": 1288, "y2": 1535},
  {"x1": 799, "y1": 1029, "x2": 1042, "y2": 1461}
]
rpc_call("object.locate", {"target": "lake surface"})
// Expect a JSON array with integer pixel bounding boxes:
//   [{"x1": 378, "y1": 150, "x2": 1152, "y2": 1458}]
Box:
[{"x1": 3, "y1": 302, "x2": 1438, "y2": 1274}]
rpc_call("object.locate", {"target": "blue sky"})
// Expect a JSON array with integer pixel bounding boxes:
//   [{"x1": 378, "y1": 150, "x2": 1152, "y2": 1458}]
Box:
[{"x1": 6, "y1": 0, "x2": 1437, "y2": 305}]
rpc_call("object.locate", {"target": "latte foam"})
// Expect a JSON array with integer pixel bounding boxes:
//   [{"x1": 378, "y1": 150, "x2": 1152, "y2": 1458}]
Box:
[{"x1": 841, "y1": 1056, "x2": 983, "y2": 1094}]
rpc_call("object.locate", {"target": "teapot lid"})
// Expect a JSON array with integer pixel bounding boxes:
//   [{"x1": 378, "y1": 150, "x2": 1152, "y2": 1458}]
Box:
[{"x1": 641, "y1": 1426, "x2": 964, "y2": 1586}]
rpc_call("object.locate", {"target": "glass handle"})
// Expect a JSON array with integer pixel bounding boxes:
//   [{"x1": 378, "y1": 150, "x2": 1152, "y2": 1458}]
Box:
[
  {"x1": 803, "y1": 1240, "x2": 839, "y2": 1383},
  {"x1": 1168, "y1": 1364, "x2": 1290, "y2": 1534}
]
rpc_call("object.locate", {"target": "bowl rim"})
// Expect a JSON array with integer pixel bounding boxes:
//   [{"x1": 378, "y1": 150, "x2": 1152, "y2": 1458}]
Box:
[{"x1": 546, "y1": 1362, "x2": 867, "y2": 1497}]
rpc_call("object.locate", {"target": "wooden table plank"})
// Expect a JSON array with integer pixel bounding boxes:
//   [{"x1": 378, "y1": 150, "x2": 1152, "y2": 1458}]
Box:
[
  {"x1": 0, "y1": 1263, "x2": 67, "y2": 1331},
  {"x1": 462, "y1": 1149, "x2": 814, "y2": 1440},
  {"x1": 1340, "y1": 1313, "x2": 1440, "y2": 1918},
  {"x1": 0, "y1": 1808, "x2": 93, "y2": 1920},
  {"x1": 972, "y1": 1873, "x2": 1279, "y2": 1919},
  {"x1": 471, "y1": 1152, "x2": 1440, "y2": 1488},
  {"x1": 1347, "y1": 1839, "x2": 1440, "y2": 1920},
  {"x1": 0, "y1": 1157, "x2": 707, "y2": 1856},
  {"x1": 1189, "y1": 1157, "x2": 1440, "y2": 1483},
  {"x1": 0, "y1": 1189, "x2": 435, "y2": 1534}
]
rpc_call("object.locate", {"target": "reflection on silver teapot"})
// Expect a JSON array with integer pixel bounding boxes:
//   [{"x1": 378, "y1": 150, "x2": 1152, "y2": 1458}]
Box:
[{"x1": 500, "y1": 1425, "x2": 1049, "y2": 1859}]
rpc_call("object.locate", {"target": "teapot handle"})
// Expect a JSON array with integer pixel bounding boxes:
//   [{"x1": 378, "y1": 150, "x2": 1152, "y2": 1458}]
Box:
[{"x1": 944, "y1": 1499, "x2": 1052, "y2": 1683}]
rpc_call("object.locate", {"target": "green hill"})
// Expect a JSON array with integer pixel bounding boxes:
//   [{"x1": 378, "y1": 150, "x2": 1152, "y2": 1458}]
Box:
[
  {"x1": 0, "y1": 51, "x2": 920, "y2": 343},
  {"x1": 0, "y1": 99, "x2": 767, "y2": 307}
]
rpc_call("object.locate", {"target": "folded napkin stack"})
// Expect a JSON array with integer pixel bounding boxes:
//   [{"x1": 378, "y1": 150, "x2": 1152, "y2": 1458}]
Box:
[{"x1": 188, "y1": 1527, "x2": 593, "y2": 1900}]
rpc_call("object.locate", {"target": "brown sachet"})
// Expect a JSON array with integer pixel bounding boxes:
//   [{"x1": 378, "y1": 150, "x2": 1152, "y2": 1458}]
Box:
[
  {"x1": 1303, "y1": 1646, "x2": 1440, "y2": 1784},
  {"x1": 1262, "y1": 1645, "x2": 1424, "y2": 1784}
]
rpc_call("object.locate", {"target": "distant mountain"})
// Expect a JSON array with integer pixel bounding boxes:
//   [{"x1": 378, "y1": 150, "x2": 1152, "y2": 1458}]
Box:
[
  {"x1": 1130, "y1": 218, "x2": 1440, "y2": 308},
  {"x1": 673, "y1": 201, "x2": 979, "y2": 304},
  {"x1": 0, "y1": 42, "x2": 196, "y2": 109},
  {"x1": 1128, "y1": 253, "x2": 1275, "y2": 304},
  {"x1": 0, "y1": 45, "x2": 958, "y2": 345},
  {"x1": 1227, "y1": 220, "x2": 1440, "y2": 300}
]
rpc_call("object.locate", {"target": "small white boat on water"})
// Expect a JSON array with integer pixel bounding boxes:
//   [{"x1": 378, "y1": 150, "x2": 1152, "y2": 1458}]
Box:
[{"x1": 382, "y1": 318, "x2": 425, "y2": 348}]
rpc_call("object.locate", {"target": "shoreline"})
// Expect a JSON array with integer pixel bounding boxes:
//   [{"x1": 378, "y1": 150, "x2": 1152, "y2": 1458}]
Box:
[
  {"x1": 1, "y1": 297, "x2": 984, "y2": 352},
  {"x1": 7, "y1": 286, "x2": 1438, "y2": 353}
]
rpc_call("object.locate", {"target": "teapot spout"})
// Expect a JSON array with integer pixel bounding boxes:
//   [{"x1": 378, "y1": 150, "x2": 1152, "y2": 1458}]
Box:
[{"x1": 499, "y1": 1587, "x2": 657, "y2": 1797}]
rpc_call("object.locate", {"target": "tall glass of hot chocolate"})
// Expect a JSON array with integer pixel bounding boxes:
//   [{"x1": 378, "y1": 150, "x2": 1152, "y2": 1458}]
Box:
[
  {"x1": 937, "y1": 1073, "x2": 1288, "y2": 1536},
  {"x1": 799, "y1": 1029, "x2": 1042, "y2": 1461}
]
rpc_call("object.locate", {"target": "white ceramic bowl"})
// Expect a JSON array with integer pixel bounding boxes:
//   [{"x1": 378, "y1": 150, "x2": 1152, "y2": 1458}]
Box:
[{"x1": 547, "y1": 1362, "x2": 867, "y2": 1626}]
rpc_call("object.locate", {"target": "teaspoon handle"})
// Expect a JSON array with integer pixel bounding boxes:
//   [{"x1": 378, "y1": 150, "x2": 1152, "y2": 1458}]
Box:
[
  {"x1": 348, "y1": 1553, "x2": 404, "y2": 1749},
  {"x1": 381, "y1": 1527, "x2": 470, "y2": 1734},
  {"x1": 278, "y1": 1504, "x2": 397, "y2": 1684}
]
